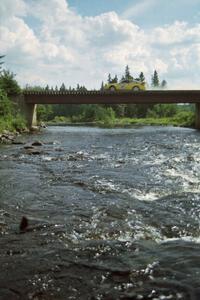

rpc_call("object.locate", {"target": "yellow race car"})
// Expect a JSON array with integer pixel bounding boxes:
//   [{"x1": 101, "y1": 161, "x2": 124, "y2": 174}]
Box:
[{"x1": 104, "y1": 79, "x2": 146, "y2": 92}]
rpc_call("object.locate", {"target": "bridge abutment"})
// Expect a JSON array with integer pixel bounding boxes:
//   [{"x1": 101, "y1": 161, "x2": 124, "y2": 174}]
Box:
[{"x1": 11, "y1": 94, "x2": 37, "y2": 128}]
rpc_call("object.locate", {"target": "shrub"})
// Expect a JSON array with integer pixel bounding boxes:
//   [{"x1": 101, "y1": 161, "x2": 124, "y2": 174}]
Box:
[{"x1": 172, "y1": 111, "x2": 195, "y2": 127}]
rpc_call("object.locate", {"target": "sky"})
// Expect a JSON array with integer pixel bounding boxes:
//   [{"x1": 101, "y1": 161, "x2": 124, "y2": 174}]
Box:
[{"x1": 0, "y1": 0, "x2": 200, "y2": 89}]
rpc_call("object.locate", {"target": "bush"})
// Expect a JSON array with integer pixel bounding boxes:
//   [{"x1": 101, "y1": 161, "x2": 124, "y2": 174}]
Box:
[
  {"x1": 0, "y1": 88, "x2": 13, "y2": 116},
  {"x1": 147, "y1": 104, "x2": 178, "y2": 118},
  {"x1": 95, "y1": 106, "x2": 115, "y2": 127},
  {"x1": 172, "y1": 111, "x2": 195, "y2": 127},
  {"x1": 11, "y1": 114, "x2": 27, "y2": 131}
]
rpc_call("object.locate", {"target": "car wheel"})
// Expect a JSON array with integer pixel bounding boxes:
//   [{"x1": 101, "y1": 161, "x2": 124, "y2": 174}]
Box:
[
  {"x1": 109, "y1": 86, "x2": 116, "y2": 92},
  {"x1": 132, "y1": 86, "x2": 140, "y2": 92}
]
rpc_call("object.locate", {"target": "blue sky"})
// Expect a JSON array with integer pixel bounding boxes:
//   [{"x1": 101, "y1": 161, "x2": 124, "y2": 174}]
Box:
[
  {"x1": 0, "y1": 0, "x2": 200, "y2": 89},
  {"x1": 68, "y1": 0, "x2": 200, "y2": 27}
]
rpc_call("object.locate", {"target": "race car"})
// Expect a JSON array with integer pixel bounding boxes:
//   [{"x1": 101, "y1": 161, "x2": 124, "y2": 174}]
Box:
[{"x1": 104, "y1": 79, "x2": 146, "y2": 92}]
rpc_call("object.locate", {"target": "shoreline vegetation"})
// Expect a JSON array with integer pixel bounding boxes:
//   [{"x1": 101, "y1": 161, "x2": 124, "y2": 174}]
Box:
[
  {"x1": 46, "y1": 111, "x2": 195, "y2": 129},
  {"x1": 0, "y1": 61, "x2": 196, "y2": 143}
]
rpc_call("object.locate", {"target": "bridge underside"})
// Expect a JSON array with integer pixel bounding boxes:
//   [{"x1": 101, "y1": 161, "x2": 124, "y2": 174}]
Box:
[{"x1": 22, "y1": 90, "x2": 200, "y2": 129}]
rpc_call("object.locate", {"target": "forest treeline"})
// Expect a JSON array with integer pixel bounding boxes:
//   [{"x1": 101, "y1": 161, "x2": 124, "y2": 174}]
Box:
[
  {"x1": 0, "y1": 60, "x2": 195, "y2": 131},
  {"x1": 24, "y1": 66, "x2": 194, "y2": 127}
]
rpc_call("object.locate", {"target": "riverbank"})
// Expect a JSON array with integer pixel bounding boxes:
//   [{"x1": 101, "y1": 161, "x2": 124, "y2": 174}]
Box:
[{"x1": 47, "y1": 113, "x2": 195, "y2": 128}]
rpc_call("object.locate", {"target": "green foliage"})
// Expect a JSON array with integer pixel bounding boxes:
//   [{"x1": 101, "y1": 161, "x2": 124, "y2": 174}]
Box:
[
  {"x1": 51, "y1": 116, "x2": 71, "y2": 123},
  {"x1": 0, "y1": 55, "x2": 5, "y2": 73},
  {"x1": 147, "y1": 104, "x2": 178, "y2": 118},
  {"x1": 0, "y1": 88, "x2": 13, "y2": 116},
  {"x1": 161, "y1": 80, "x2": 167, "y2": 89},
  {"x1": 151, "y1": 70, "x2": 159, "y2": 87},
  {"x1": 37, "y1": 104, "x2": 53, "y2": 121},
  {"x1": 0, "y1": 70, "x2": 21, "y2": 95},
  {"x1": 95, "y1": 106, "x2": 115, "y2": 124},
  {"x1": 139, "y1": 72, "x2": 145, "y2": 83},
  {"x1": 11, "y1": 114, "x2": 27, "y2": 131},
  {"x1": 124, "y1": 65, "x2": 133, "y2": 82},
  {"x1": 172, "y1": 111, "x2": 195, "y2": 127}
]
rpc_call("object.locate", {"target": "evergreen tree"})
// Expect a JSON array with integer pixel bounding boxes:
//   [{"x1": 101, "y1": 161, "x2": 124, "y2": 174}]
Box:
[
  {"x1": 113, "y1": 75, "x2": 118, "y2": 83},
  {"x1": 60, "y1": 83, "x2": 66, "y2": 92},
  {"x1": 125, "y1": 65, "x2": 133, "y2": 82},
  {"x1": 100, "y1": 81, "x2": 104, "y2": 91},
  {"x1": 151, "y1": 70, "x2": 159, "y2": 87},
  {"x1": 139, "y1": 72, "x2": 145, "y2": 83},
  {"x1": 161, "y1": 80, "x2": 167, "y2": 89},
  {"x1": 55, "y1": 85, "x2": 58, "y2": 92},
  {"x1": 45, "y1": 84, "x2": 49, "y2": 91},
  {"x1": 120, "y1": 75, "x2": 125, "y2": 82},
  {"x1": 107, "y1": 73, "x2": 112, "y2": 83},
  {"x1": 0, "y1": 55, "x2": 5, "y2": 73}
]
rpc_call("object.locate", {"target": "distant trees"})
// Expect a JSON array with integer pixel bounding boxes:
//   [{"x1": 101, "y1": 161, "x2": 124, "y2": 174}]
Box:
[
  {"x1": 151, "y1": 70, "x2": 167, "y2": 89},
  {"x1": 139, "y1": 72, "x2": 145, "y2": 83},
  {"x1": 106, "y1": 67, "x2": 167, "y2": 90},
  {"x1": 124, "y1": 65, "x2": 133, "y2": 82},
  {"x1": 151, "y1": 70, "x2": 159, "y2": 87}
]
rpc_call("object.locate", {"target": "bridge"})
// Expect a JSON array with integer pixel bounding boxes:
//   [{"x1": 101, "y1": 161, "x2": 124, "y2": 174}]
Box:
[{"x1": 14, "y1": 90, "x2": 200, "y2": 129}]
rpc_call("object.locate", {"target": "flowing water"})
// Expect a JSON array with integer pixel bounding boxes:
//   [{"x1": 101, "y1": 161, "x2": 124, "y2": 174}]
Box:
[{"x1": 0, "y1": 126, "x2": 200, "y2": 300}]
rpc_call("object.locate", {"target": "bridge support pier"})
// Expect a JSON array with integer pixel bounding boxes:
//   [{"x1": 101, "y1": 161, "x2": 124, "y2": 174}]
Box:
[
  {"x1": 11, "y1": 94, "x2": 37, "y2": 128},
  {"x1": 195, "y1": 103, "x2": 200, "y2": 130}
]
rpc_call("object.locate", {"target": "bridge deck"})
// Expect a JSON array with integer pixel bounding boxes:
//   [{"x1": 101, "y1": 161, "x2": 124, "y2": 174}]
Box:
[{"x1": 24, "y1": 90, "x2": 200, "y2": 105}]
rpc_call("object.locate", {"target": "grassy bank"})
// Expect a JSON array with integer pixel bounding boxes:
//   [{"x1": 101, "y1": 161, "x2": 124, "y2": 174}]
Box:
[{"x1": 47, "y1": 111, "x2": 195, "y2": 128}]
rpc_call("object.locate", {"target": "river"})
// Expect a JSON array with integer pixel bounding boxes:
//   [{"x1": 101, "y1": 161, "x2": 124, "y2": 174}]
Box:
[{"x1": 0, "y1": 126, "x2": 200, "y2": 300}]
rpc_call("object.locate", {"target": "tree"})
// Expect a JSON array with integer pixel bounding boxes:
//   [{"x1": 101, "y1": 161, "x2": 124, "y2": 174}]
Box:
[
  {"x1": 112, "y1": 75, "x2": 118, "y2": 83},
  {"x1": 139, "y1": 72, "x2": 145, "y2": 83},
  {"x1": 100, "y1": 81, "x2": 104, "y2": 91},
  {"x1": 0, "y1": 55, "x2": 5, "y2": 74},
  {"x1": 124, "y1": 65, "x2": 133, "y2": 82},
  {"x1": 0, "y1": 70, "x2": 21, "y2": 95},
  {"x1": 161, "y1": 80, "x2": 167, "y2": 89},
  {"x1": 45, "y1": 84, "x2": 50, "y2": 91},
  {"x1": 60, "y1": 83, "x2": 66, "y2": 92},
  {"x1": 151, "y1": 70, "x2": 159, "y2": 87},
  {"x1": 107, "y1": 73, "x2": 112, "y2": 83}
]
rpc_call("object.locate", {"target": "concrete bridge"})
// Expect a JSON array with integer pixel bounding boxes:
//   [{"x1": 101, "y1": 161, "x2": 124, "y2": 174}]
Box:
[{"x1": 15, "y1": 90, "x2": 200, "y2": 129}]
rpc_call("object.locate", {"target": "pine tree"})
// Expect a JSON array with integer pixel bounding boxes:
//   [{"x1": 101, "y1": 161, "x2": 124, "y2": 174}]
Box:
[
  {"x1": 108, "y1": 73, "x2": 112, "y2": 83},
  {"x1": 139, "y1": 72, "x2": 145, "y2": 83},
  {"x1": 125, "y1": 65, "x2": 133, "y2": 82},
  {"x1": 151, "y1": 70, "x2": 159, "y2": 87},
  {"x1": 161, "y1": 80, "x2": 167, "y2": 89},
  {"x1": 113, "y1": 75, "x2": 118, "y2": 83},
  {"x1": 0, "y1": 55, "x2": 5, "y2": 73},
  {"x1": 60, "y1": 83, "x2": 66, "y2": 92},
  {"x1": 45, "y1": 84, "x2": 49, "y2": 91},
  {"x1": 100, "y1": 81, "x2": 104, "y2": 91}
]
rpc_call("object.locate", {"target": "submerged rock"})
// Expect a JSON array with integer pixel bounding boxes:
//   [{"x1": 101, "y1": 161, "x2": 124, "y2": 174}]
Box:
[
  {"x1": 26, "y1": 148, "x2": 43, "y2": 155},
  {"x1": 19, "y1": 216, "x2": 29, "y2": 232},
  {"x1": 32, "y1": 140, "x2": 43, "y2": 146}
]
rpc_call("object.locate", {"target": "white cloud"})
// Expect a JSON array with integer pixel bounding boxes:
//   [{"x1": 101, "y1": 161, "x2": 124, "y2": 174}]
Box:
[{"x1": 0, "y1": 0, "x2": 200, "y2": 89}]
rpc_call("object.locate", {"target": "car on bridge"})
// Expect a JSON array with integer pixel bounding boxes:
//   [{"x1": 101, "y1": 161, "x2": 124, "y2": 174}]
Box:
[{"x1": 104, "y1": 79, "x2": 146, "y2": 92}]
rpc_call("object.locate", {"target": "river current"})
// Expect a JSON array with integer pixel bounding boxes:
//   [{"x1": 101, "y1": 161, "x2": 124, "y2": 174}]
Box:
[{"x1": 0, "y1": 126, "x2": 200, "y2": 300}]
